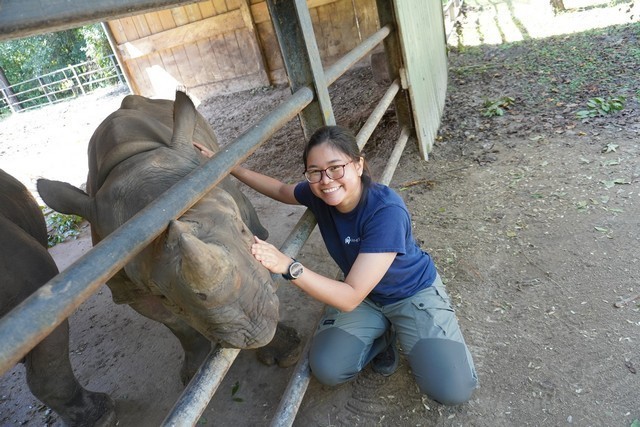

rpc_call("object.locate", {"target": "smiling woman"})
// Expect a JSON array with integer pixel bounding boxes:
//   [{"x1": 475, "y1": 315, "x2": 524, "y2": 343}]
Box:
[{"x1": 197, "y1": 124, "x2": 479, "y2": 406}]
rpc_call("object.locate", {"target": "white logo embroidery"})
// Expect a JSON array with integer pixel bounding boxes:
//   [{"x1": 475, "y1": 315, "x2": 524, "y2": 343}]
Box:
[{"x1": 344, "y1": 236, "x2": 361, "y2": 245}]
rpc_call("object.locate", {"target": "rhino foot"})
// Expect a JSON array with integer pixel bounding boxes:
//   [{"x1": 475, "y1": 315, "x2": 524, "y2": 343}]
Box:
[{"x1": 256, "y1": 322, "x2": 302, "y2": 368}]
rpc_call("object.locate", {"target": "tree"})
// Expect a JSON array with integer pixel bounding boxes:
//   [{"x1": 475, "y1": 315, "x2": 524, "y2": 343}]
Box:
[
  {"x1": 550, "y1": 0, "x2": 566, "y2": 14},
  {"x1": 0, "y1": 24, "x2": 112, "y2": 112},
  {"x1": 0, "y1": 66, "x2": 21, "y2": 112}
]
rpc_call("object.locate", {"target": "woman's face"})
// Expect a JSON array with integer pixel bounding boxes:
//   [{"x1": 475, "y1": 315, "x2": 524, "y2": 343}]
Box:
[{"x1": 305, "y1": 142, "x2": 364, "y2": 213}]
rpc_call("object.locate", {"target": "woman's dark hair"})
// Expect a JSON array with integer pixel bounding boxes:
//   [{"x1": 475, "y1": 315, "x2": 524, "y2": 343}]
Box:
[{"x1": 303, "y1": 125, "x2": 372, "y2": 188}]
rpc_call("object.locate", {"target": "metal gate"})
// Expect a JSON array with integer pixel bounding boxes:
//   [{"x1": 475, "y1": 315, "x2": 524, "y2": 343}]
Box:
[{"x1": 0, "y1": 0, "x2": 448, "y2": 425}]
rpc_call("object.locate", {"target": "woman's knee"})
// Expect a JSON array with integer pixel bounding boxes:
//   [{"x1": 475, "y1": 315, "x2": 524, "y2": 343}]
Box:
[
  {"x1": 408, "y1": 338, "x2": 478, "y2": 405},
  {"x1": 309, "y1": 328, "x2": 367, "y2": 386}
]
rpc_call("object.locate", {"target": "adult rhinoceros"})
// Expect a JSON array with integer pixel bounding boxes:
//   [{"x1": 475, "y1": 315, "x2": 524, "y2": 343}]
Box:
[
  {"x1": 0, "y1": 168, "x2": 116, "y2": 426},
  {"x1": 37, "y1": 90, "x2": 300, "y2": 386}
]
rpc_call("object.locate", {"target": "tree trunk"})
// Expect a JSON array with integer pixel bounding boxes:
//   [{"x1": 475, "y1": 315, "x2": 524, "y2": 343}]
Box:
[
  {"x1": 550, "y1": 0, "x2": 566, "y2": 14},
  {"x1": 0, "y1": 66, "x2": 22, "y2": 112}
]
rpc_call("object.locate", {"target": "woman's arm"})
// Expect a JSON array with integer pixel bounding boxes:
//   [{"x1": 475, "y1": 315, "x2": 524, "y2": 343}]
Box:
[
  {"x1": 251, "y1": 236, "x2": 396, "y2": 312},
  {"x1": 232, "y1": 165, "x2": 298, "y2": 205},
  {"x1": 194, "y1": 142, "x2": 298, "y2": 205}
]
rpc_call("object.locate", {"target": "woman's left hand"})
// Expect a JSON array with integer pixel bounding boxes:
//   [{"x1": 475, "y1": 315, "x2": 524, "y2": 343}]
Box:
[{"x1": 251, "y1": 236, "x2": 291, "y2": 275}]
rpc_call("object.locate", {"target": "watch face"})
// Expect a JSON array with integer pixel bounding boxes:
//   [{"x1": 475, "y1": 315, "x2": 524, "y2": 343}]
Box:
[{"x1": 290, "y1": 262, "x2": 304, "y2": 279}]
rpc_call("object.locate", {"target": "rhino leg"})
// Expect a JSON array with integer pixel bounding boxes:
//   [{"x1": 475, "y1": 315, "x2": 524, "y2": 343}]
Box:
[
  {"x1": 256, "y1": 322, "x2": 303, "y2": 368},
  {"x1": 128, "y1": 294, "x2": 212, "y2": 385},
  {"x1": 25, "y1": 319, "x2": 117, "y2": 427}
]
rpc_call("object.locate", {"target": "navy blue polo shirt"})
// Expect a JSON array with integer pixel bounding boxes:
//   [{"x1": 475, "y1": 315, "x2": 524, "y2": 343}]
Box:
[{"x1": 294, "y1": 181, "x2": 437, "y2": 305}]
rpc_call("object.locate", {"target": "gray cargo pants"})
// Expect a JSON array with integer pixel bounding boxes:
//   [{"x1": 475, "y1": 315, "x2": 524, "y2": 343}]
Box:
[{"x1": 308, "y1": 274, "x2": 478, "y2": 405}]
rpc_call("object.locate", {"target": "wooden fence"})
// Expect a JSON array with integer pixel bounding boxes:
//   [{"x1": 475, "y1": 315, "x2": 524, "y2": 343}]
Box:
[{"x1": 0, "y1": 54, "x2": 126, "y2": 114}]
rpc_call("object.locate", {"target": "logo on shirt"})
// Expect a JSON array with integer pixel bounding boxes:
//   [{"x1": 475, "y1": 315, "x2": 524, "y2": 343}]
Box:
[{"x1": 344, "y1": 236, "x2": 361, "y2": 245}]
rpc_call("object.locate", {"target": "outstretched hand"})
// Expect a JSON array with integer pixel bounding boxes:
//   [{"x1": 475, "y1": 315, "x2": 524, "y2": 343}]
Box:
[{"x1": 251, "y1": 236, "x2": 292, "y2": 275}]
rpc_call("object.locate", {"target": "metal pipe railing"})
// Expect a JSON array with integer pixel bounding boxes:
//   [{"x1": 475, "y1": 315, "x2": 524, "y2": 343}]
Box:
[
  {"x1": 325, "y1": 24, "x2": 392, "y2": 86},
  {"x1": 162, "y1": 347, "x2": 240, "y2": 426},
  {"x1": 269, "y1": 89, "x2": 408, "y2": 427},
  {"x1": 356, "y1": 78, "x2": 400, "y2": 150},
  {"x1": 2, "y1": 13, "x2": 403, "y2": 427},
  {"x1": 0, "y1": 86, "x2": 314, "y2": 375}
]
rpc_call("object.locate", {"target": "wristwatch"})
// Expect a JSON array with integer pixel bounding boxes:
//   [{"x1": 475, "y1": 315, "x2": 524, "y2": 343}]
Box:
[{"x1": 282, "y1": 259, "x2": 304, "y2": 280}]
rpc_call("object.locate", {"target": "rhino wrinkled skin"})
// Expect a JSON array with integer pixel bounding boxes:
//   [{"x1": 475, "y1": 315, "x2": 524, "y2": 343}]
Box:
[
  {"x1": 37, "y1": 91, "x2": 291, "y2": 386},
  {"x1": 1, "y1": 169, "x2": 116, "y2": 426}
]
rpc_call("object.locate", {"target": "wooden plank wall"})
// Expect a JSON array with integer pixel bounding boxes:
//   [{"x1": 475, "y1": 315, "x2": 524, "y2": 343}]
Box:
[
  {"x1": 107, "y1": 0, "x2": 379, "y2": 99},
  {"x1": 393, "y1": 0, "x2": 448, "y2": 159}
]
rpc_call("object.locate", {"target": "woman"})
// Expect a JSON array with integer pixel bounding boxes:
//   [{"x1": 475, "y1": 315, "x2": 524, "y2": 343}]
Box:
[{"x1": 195, "y1": 125, "x2": 478, "y2": 405}]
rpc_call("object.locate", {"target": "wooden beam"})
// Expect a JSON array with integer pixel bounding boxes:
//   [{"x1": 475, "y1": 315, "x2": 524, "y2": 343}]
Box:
[
  {"x1": 118, "y1": 10, "x2": 245, "y2": 60},
  {"x1": 251, "y1": 0, "x2": 339, "y2": 24},
  {"x1": 0, "y1": 0, "x2": 202, "y2": 41}
]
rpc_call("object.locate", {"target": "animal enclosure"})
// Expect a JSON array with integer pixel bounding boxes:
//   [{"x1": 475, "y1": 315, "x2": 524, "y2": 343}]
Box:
[
  {"x1": 0, "y1": 0, "x2": 451, "y2": 424},
  {"x1": 106, "y1": 0, "x2": 381, "y2": 99}
]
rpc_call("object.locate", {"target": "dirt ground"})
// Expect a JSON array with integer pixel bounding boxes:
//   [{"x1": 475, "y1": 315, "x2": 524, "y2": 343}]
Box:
[{"x1": 1, "y1": 1, "x2": 639, "y2": 426}]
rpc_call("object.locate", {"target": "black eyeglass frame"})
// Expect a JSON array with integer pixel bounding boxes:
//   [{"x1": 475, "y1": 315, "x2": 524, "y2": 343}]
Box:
[{"x1": 303, "y1": 161, "x2": 353, "y2": 183}]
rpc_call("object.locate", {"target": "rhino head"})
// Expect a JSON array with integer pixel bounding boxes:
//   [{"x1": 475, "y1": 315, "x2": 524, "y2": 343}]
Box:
[
  {"x1": 128, "y1": 189, "x2": 279, "y2": 349},
  {"x1": 37, "y1": 89, "x2": 279, "y2": 350}
]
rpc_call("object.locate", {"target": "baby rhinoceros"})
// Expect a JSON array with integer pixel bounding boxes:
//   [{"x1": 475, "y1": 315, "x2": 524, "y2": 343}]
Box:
[
  {"x1": 0, "y1": 168, "x2": 116, "y2": 426},
  {"x1": 37, "y1": 90, "x2": 300, "y2": 386}
]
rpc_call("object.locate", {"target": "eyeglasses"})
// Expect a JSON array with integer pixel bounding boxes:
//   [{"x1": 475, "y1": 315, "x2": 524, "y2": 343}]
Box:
[{"x1": 303, "y1": 161, "x2": 353, "y2": 183}]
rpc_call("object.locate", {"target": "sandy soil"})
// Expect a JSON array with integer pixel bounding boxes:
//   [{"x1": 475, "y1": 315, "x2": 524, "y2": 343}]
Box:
[{"x1": 1, "y1": 1, "x2": 639, "y2": 426}]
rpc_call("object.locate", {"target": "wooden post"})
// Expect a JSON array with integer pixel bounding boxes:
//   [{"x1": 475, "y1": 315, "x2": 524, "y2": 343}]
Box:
[
  {"x1": 0, "y1": 67, "x2": 21, "y2": 112},
  {"x1": 266, "y1": 0, "x2": 335, "y2": 138},
  {"x1": 375, "y1": 0, "x2": 414, "y2": 137},
  {"x1": 102, "y1": 22, "x2": 136, "y2": 94},
  {"x1": 239, "y1": 0, "x2": 271, "y2": 87}
]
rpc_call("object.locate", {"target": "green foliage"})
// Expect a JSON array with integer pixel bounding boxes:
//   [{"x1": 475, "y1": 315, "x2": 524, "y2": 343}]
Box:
[
  {"x1": 0, "y1": 24, "x2": 111, "y2": 86},
  {"x1": 231, "y1": 381, "x2": 243, "y2": 402},
  {"x1": 42, "y1": 209, "x2": 84, "y2": 247},
  {"x1": 576, "y1": 96, "x2": 625, "y2": 119},
  {"x1": 482, "y1": 96, "x2": 515, "y2": 117},
  {"x1": 449, "y1": 23, "x2": 640, "y2": 112},
  {"x1": 79, "y1": 24, "x2": 114, "y2": 68}
]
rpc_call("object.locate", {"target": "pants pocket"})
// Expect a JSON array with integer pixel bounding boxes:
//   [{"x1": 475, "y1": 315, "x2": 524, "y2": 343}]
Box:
[{"x1": 410, "y1": 286, "x2": 457, "y2": 339}]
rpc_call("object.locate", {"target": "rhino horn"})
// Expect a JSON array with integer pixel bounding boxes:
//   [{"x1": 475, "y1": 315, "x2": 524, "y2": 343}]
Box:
[
  {"x1": 177, "y1": 232, "x2": 236, "y2": 301},
  {"x1": 170, "y1": 90, "x2": 197, "y2": 154},
  {"x1": 166, "y1": 219, "x2": 195, "y2": 249}
]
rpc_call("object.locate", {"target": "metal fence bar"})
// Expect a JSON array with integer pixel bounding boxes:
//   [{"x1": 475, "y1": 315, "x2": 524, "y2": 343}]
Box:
[
  {"x1": 162, "y1": 347, "x2": 241, "y2": 426},
  {"x1": 0, "y1": 86, "x2": 314, "y2": 376},
  {"x1": 268, "y1": 78, "x2": 404, "y2": 427},
  {"x1": 356, "y1": 78, "x2": 400, "y2": 150},
  {"x1": 325, "y1": 24, "x2": 392, "y2": 86},
  {"x1": 269, "y1": 125, "x2": 409, "y2": 427},
  {"x1": 379, "y1": 126, "x2": 410, "y2": 185}
]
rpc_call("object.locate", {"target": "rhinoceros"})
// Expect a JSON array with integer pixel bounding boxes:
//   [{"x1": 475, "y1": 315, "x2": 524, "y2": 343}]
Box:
[
  {"x1": 0, "y1": 168, "x2": 116, "y2": 426},
  {"x1": 37, "y1": 90, "x2": 300, "y2": 387}
]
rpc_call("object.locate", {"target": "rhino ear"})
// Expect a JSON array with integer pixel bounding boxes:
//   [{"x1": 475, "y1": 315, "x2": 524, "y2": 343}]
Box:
[
  {"x1": 177, "y1": 231, "x2": 236, "y2": 301},
  {"x1": 170, "y1": 90, "x2": 197, "y2": 153},
  {"x1": 37, "y1": 179, "x2": 94, "y2": 223}
]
